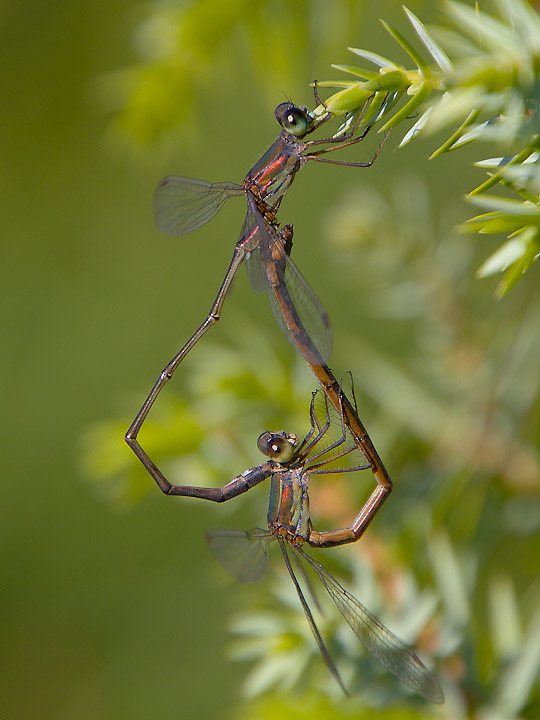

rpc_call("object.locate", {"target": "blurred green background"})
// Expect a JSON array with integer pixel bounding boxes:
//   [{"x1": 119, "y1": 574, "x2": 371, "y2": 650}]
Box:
[{"x1": 2, "y1": 1, "x2": 539, "y2": 719}]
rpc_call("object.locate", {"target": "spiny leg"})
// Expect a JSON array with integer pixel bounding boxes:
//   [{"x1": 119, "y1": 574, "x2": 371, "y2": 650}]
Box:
[
  {"x1": 293, "y1": 391, "x2": 324, "y2": 459},
  {"x1": 347, "y1": 370, "x2": 360, "y2": 415},
  {"x1": 302, "y1": 87, "x2": 392, "y2": 168},
  {"x1": 305, "y1": 384, "x2": 357, "y2": 466},
  {"x1": 304, "y1": 127, "x2": 391, "y2": 168},
  {"x1": 309, "y1": 81, "x2": 376, "y2": 141},
  {"x1": 305, "y1": 85, "x2": 380, "y2": 150},
  {"x1": 302, "y1": 367, "x2": 392, "y2": 549},
  {"x1": 295, "y1": 391, "x2": 333, "y2": 461},
  {"x1": 308, "y1": 387, "x2": 372, "y2": 468}
]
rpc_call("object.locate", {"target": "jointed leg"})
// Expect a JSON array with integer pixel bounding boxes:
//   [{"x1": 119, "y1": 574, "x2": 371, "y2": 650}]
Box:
[
  {"x1": 304, "y1": 127, "x2": 391, "y2": 167},
  {"x1": 303, "y1": 85, "x2": 391, "y2": 168},
  {"x1": 295, "y1": 392, "x2": 333, "y2": 461},
  {"x1": 304, "y1": 368, "x2": 392, "y2": 549},
  {"x1": 306, "y1": 385, "x2": 360, "y2": 468},
  {"x1": 293, "y1": 392, "x2": 323, "y2": 458},
  {"x1": 125, "y1": 242, "x2": 247, "y2": 495},
  {"x1": 308, "y1": 81, "x2": 376, "y2": 143}
]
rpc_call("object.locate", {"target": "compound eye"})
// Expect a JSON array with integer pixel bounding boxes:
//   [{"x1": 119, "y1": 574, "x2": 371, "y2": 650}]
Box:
[
  {"x1": 257, "y1": 432, "x2": 295, "y2": 462},
  {"x1": 275, "y1": 103, "x2": 311, "y2": 137}
]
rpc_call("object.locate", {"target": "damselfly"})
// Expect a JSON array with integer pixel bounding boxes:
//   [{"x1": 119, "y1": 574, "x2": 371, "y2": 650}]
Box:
[
  {"x1": 150, "y1": 90, "x2": 390, "y2": 363},
  {"x1": 127, "y1": 92, "x2": 393, "y2": 538},
  {"x1": 206, "y1": 390, "x2": 443, "y2": 703}
]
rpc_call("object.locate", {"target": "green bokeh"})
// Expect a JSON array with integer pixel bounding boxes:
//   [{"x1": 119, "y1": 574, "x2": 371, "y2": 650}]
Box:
[
  {"x1": 0, "y1": 2, "x2": 402, "y2": 718},
  {"x1": 2, "y1": 1, "x2": 539, "y2": 719}
]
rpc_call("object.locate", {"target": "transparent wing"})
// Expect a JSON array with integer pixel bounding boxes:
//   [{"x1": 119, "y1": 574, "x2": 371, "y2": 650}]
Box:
[
  {"x1": 297, "y1": 548, "x2": 445, "y2": 704},
  {"x1": 239, "y1": 202, "x2": 267, "y2": 293},
  {"x1": 206, "y1": 529, "x2": 273, "y2": 584},
  {"x1": 240, "y1": 193, "x2": 333, "y2": 363},
  {"x1": 267, "y1": 255, "x2": 333, "y2": 365},
  {"x1": 153, "y1": 176, "x2": 243, "y2": 235},
  {"x1": 245, "y1": 245, "x2": 268, "y2": 293},
  {"x1": 279, "y1": 540, "x2": 348, "y2": 696}
]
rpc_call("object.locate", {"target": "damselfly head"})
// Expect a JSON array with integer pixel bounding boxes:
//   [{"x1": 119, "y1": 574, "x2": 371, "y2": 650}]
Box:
[
  {"x1": 275, "y1": 103, "x2": 314, "y2": 138},
  {"x1": 257, "y1": 431, "x2": 297, "y2": 463}
]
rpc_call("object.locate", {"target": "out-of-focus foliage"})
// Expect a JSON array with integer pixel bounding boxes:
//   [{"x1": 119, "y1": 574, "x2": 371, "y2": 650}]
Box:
[
  {"x1": 12, "y1": 0, "x2": 540, "y2": 718},
  {"x1": 466, "y1": 160, "x2": 540, "y2": 296},
  {"x1": 317, "y1": 0, "x2": 540, "y2": 295},
  {"x1": 77, "y1": 1, "x2": 540, "y2": 718},
  {"x1": 97, "y1": 0, "x2": 368, "y2": 147},
  {"x1": 81, "y1": 171, "x2": 540, "y2": 717}
]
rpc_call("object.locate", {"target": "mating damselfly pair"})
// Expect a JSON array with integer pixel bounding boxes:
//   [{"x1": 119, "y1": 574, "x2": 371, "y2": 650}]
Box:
[{"x1": 126, "y1": 87, "x2": 444, "y2": 703}]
